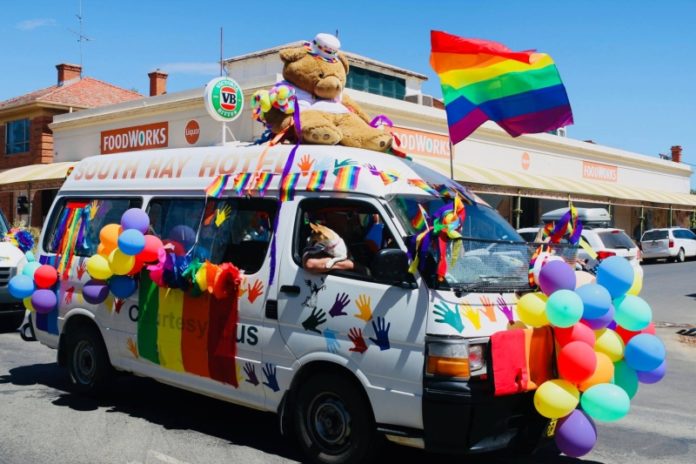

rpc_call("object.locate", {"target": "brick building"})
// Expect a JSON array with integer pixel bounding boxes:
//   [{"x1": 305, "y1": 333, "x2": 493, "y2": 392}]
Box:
[{"x1": 0, "y1": 63, "x2": 145, "y2": 227}]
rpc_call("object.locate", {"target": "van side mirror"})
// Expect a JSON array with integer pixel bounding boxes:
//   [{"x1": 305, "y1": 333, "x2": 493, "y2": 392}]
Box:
[{"x1": 371, "y1": 249, "x2": 416, "y2": 288}]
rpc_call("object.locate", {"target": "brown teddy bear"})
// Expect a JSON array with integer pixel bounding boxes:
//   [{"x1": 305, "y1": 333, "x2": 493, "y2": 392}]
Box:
[{"x1": 259, "y1": 33, "x2": 393, "y2": 152}]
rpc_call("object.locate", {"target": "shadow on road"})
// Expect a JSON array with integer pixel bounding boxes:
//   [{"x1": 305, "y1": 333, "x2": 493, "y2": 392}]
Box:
[{"x1": 0, "y1": 363, "x2": 605, "y2": 464}]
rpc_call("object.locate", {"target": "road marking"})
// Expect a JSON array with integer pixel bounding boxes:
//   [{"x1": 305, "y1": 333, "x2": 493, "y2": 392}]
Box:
[{"x1": 146, "y1": 450, "x2": 191, "y2": 464}]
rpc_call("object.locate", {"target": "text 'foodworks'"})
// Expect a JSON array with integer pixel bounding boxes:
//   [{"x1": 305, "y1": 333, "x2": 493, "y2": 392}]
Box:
[{"x1": 100, "y1": 122, "x2": 169, "y2": 155}]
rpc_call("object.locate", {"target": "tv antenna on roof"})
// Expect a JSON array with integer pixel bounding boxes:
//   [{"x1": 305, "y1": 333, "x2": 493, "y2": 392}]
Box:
[{"x1": 68, "y1": 0, "x2": 93, "y2": 75}]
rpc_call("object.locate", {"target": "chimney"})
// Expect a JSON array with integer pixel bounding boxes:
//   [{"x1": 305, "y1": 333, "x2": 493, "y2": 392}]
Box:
[
  {"x1": 56, "y1": 63, "x2": 82, "y2": 86},
  {"x1": 670, "y1": 145, "x2": 682, "y2": 163},
  {"x1": 148, "y1": 70, "x2": 168, "y2": 96}
]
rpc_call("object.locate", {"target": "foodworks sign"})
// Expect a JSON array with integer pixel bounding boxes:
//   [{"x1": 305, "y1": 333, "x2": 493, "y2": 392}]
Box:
[
  {"x1": 101, "y1": 122, "x2": 168, "y2": 155},
  {"x1": 390, "y1": 126, "x2": 449, "y2": 158},
  {"x1": 582, "y1": 161, "x2": 618, "y2": 182}
]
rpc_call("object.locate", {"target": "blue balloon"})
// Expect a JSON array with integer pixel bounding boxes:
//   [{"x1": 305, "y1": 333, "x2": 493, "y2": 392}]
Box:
[
  {"x1": 614, "y1": 295, "x2": 652, "y2": 331},
  {"x1": 21, "y1": 261, "x2": 41, "y2": 279},
  {"x1": 576, "y1": 284, "x2": 612, "y2": 320},
  {"x1": 625, "y1": 333, "x2": 665, "y2": 372},
  {"x1": 118, "y1": 229, "x2": 146, "y2": 256},
  {"x1": 636, "y1": 359, "x2": 666, "y2": 384},
  {"x1": 8, "y1": 275, "x2": 35, "y2": 299},
  {"x1": 596, "y1": 256, "x2": 634, "y2": 299},
  {"x1": 109, "y1": 275, "x2": 137, "y2": 299}
]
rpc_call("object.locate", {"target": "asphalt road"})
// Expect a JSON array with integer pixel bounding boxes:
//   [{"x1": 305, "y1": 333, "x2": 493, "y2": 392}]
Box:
[{"x1": 0, "y1": 261, "x2": 694, "y2": 464}]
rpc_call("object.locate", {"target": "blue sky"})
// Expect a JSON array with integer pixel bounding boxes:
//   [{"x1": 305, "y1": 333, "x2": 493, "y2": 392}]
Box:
[{"x1": 3, "y1": 0, "x2": 695, "y2": 188}]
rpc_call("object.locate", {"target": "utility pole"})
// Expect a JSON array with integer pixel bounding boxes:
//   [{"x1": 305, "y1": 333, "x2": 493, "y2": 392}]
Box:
[{"x1": 69, "y1": 0, "x2": 92, "y2": 74}]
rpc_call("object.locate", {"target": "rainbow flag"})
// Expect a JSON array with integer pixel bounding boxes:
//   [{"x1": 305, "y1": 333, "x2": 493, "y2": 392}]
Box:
[
  {"x1": 407, "y1": 178, "x2": 440, "y2": 197},
  {"x1": 252, "y1": 172, "x2": 274, "y2": 196},
  {"x1": 411, "y1": 204, "x2": 429, "y2": 231},
  {"x1": 334, "y1": 166, "x2": 361, "y2": 191},
  {"x1": 205, "y1": 174, "x2": 230, "y2": 198},
  {"x1": 280, "y1": 172, "x2": 301, "y2": 201},
  {"x1": 306, "y1": 170, "x2": 327, "y2": 192},
  {"x1": 231, "y1": 172, "x2": 253, "y2": 195},
  {"x1": 430, "y1": 30, "x2": 573, "y2": 144}
]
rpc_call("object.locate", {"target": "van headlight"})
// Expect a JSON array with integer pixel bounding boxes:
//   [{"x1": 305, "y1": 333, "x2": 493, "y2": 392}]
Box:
[{"x1": 425, "y1": 338, "x2": 487, "y2": 380}]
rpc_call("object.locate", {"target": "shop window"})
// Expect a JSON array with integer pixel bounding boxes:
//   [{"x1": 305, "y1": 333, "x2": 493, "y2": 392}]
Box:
[
  {"x1": 146, "y1": 197, "x2": 277, "y2": 274},
  {"x1": 5, "y1": 119, "x2": 30, "y2": 154},
  {"x1": 43, "y1": 197, "x2": 142, "y2": 256},
  {"x1": 346, "y1": 66, "x2": 406, "y2": 100}
]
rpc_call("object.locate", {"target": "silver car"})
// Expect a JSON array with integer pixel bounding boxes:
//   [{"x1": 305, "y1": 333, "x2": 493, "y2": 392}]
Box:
[{"x1": 640, "y1": 228, "x2": 696, "y2": 263}]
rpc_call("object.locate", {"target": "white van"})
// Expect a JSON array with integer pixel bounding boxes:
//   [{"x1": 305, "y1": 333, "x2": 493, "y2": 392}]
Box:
[{"x1": 32, "y1": 143, "x2": 553, "y2": 462}]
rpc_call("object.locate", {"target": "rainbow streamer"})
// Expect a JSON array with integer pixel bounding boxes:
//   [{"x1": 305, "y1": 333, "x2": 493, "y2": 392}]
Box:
[
  {"x1": 430, "y1": 30, "x2": 573, "y2": 144},
  {"x1": 411, "y1": 204, "x2": 429, "y2": 231},
  {"x1": 333, "y1": 166, "x2": 361, "y2": 191},
  {"x1": 252, "y1": 172, "x2": 274, "y2": 196},
  {"x1": 205, "y1": 174, "x2": 230, "y2": 198},
  {"x1": 280, "y1": 172, "x2": 301, "y2": 201},
  {"x1": 231, "y1": 172, "x2": 253, "y2": 195},
  {"x1": 408, "y1": 178, "x2": 440, "y2": 197},
  {"x1": 306, "y1": 170, "x2": 327, "y2": 192}
]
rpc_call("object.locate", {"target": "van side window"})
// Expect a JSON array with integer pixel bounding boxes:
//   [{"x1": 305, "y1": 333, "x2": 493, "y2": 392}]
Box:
[
  {"x1": 146, "y1": 198, "x2": 277, "y2": 274},
  {"x1": 43, "y1": 197, "x2": 142, "y2": 256},
  {"x1": 294, "y1": 198, "x2": 397, "y2": 279}
]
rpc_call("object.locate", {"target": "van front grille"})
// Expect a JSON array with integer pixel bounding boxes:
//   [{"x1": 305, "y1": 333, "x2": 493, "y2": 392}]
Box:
[{"x1": 0, "y1": 267, "x2": 12, "y2": 287}]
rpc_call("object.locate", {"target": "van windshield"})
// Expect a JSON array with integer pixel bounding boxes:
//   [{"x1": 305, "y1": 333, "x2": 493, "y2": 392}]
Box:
[{"x1": 388, "y1": 195, "x2": 532, "y2": 291}]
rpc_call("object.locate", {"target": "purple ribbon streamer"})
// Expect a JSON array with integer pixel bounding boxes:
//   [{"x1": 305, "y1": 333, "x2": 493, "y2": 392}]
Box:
[{"x1": 369, "y1": 115, "x2": 393, "y2": 128}]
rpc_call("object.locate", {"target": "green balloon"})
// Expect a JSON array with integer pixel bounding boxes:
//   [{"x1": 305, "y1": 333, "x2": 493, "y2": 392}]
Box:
[
  {"x1": 581, "y1": 383, "x2": 630, "y2": 422},
  {"x1": 546, "y1": 289, "x2": 584, "y2": 328},
  {"x1": 614, "y1": 295, "x2": 652, "y2": 331},
  {"x1": 613, "y1": 360, "x2": 639, "y2": 399}
]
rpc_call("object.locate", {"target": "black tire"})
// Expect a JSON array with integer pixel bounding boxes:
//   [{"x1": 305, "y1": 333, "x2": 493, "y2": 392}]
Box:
[
  {"x1": 65, "y1": 324, "x2": 113, "y2": 395},
  {"x1": 0, "y1": 311, "x2": 25, "y2": 333},
  {"x1": 293, "y1": 373, "x2": 381, "y2": 464},
  {"x1": 642, "y1": 258, "x2": 655, "y2": 265},
  {"x1": 675, "y1": 248, "x2": 685, "y2": 263}
]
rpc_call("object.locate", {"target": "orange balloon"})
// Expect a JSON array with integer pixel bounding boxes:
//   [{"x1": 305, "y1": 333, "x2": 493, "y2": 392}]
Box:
[
  {"x1": 99, "y1": 223, "x2": 122, "y2": 250},
  {"x1": 579, "y1": 352, "x2": 614, "y2": 391}
]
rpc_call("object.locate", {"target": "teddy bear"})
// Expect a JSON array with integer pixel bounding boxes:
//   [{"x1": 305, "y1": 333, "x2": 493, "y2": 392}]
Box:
[{"x1": 254, "y1": 33, "x2": 393, "y2": 152}]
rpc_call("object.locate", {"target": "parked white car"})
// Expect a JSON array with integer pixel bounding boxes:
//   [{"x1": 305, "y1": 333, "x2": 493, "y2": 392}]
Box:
[
  {"x1": 640, "y1": 227, "x2": 696, "y2": 263},
  {"x1": 517, "y1": 226, "x2": 642, "y2": 271}
]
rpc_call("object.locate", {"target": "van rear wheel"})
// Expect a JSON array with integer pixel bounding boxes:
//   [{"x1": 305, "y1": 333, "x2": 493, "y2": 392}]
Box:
[
  {"x1": 294, "y1": 373, "x2": 380, "y2": 464},
  {"x1": 66, "y1": 325, "x2": 112, "y2": 395}
]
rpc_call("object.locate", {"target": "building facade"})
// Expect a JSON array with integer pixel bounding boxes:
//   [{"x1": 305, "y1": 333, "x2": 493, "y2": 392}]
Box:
[{"x1": 49, "y1": 44, "x2": 696, "y2": 238}]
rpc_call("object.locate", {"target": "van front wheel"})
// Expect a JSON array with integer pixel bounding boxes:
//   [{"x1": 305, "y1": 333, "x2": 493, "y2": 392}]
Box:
[
  {"x1": 66, "y1": 325, "x2": 112, "y2": 395},
  {"x1": 294, "y1": 373, "x2": 380, "y2": 464}
]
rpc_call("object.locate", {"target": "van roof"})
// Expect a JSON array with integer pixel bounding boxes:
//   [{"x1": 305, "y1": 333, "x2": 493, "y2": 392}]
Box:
[{"x1": 62, "y1": 142, "x2": 471, "y2": 201}]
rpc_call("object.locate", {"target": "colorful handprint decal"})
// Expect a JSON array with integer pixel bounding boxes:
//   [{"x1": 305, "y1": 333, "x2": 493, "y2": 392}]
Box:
[
  {"x1": 247, "y1": 279, "x2": 264, "y2": 304},
  {"x1": 433, "y1": 301, "x2": 464, "y2": 333},
  {"x1": 354, "y1": 294, "x2": 372, "y2": 321},
  {"x1": 369, "y1": 317, "x2": 391, "y2": 351},
  {"x1": 328, "y1": 293, "x2": 350, "y2": 317},
  {"x1": 348, "y1": 328, "x2": 368, "y2": 354}
]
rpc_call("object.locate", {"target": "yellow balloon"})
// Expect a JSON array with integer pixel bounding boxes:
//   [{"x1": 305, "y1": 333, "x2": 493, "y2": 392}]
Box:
[
  {"x1": 627, "y1": 266, "x2": 643, "y2": 295},
  {"x1": 108, "y1": 249, "x2": 135, "y2": 276},
  {"x1": 594, "y1": 328, "x2": 625, "y2": 362},
  {"x1": 23, "y1": 297, "x2": 35, "y2": 312},
  {"x1": 574, "y1": 270, "x2": 596, "y2": 288},
  {"x1": 195, "y1": 265, "x2": 207, "y2": 292},
  {"x1": 534, "y1": 379, "x2": 580, "y2": 419},
  {"x1": 87, "y1": 254, "x2": 113, "y2": 280},
  {"x1": 517, "y1": 292, "x2": 549, "y2": 327}
]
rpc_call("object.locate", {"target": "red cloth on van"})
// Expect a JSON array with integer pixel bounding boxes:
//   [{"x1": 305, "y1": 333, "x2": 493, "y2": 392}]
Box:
[{"x1": 491, "y1": 328, "x2": 528, "y2": 396}]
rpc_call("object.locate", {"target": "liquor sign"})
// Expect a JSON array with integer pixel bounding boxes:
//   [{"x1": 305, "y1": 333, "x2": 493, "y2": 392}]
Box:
[{"x1": 204, "y1": 77, "x2": 244, "y2": 122}]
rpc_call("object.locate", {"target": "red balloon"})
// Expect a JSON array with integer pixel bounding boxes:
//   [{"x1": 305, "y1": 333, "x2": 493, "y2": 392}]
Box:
[
  {"x1": 558, "y1": 341, "x2": 597, "y2": 384},
  {"x1": 127, "y1": 255, "x2": 146, "y2": 276},
  {"x1": 555, "y1": 323, "x2": 596, "y2": 347},
  {"x1": 140, "y1": 235, "x2": 163, "y2": 262},
  {"x1": 34, "y1": 264, "x2": 58, "y2": 289},
  {"x1": 615, "y1": 322, "x2": 656, "y2": 345}
]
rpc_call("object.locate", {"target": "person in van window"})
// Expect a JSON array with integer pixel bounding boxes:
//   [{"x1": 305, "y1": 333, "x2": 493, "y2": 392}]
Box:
[{"x1": 302, "y1": 211, "x2": 368, "y2": 275}]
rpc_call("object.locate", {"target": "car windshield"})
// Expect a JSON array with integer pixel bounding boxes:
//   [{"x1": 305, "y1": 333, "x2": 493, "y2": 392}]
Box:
[
  {"x1": 598, "y1": 230, "x2": 635, "y2": 249},
  {"x1": 388, "y1": 195, "x2": 537, "y2": 291},
  {"x1": 642, "y1": 230, "x2": 668, "y2": 241},
  {"x1": 0, "y1": 209, "x2": 8, "y2": 236}
]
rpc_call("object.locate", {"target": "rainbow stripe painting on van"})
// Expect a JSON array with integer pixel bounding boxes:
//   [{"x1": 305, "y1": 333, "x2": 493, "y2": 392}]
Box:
[{"x1": 136, "y1": 274, "x2": 239, "y2": 386}]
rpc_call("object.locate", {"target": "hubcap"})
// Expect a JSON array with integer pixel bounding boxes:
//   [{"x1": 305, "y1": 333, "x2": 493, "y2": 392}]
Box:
[
  {"x1": 308, "y1": 393, "x2": 352, "y2": 453},
  {"x1": 72, "y1": 340, "x2": 96, "y2": 385}
]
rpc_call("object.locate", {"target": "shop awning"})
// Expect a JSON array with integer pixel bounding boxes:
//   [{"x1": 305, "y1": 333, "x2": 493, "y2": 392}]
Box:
[
  {"x1": 0, "y1": 162, "x2": 74, "y2": 187},
  {"x1": 414, "y1": 156, "x2": 696, "y2": 208}
]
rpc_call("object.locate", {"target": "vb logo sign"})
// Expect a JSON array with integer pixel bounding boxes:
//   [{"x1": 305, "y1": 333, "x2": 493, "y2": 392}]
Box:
[{"x1": 204, "y1": 77, "x2": 244, "y2": 122}]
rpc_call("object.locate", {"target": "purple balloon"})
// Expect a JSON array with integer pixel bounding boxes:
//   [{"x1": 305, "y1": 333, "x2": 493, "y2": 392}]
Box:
[
  {"x1": 120, "y1": 208, "x2": 150, "y2": 234},
  {"x1": 168, "y1": 225, "x2": 196, "y2": 249},
  {"x1": 538, "y1": 260, "x2": 576, "y2": 296},
  {"x1": 582, "y1": 304, "x2": 615, "y2": 330},
  {"x1": 636, "y1": 359, "x2": 666, "y2": 384},
  {"x1": 83, "y1": 279, "x2": 110, "y2": 305},
  {"x1": 555, "y1": 409, "x2": 597, "y2": 457},
  {"x1": 31, "y1": 289, "x2": 58, "y2": 314}
]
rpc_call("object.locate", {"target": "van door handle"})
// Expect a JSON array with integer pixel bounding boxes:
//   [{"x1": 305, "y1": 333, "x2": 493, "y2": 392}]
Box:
[{"x1": 279, "y1": 285, "x2": 301, "y2": 295}]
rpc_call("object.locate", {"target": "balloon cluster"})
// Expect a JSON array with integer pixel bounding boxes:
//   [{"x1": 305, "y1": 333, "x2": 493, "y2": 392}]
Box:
[
  {"x1": 83, "y1": 208, "x2": 163, "y2": 303},
  {"x1": 8, "y1": 252, "x2": 59, "y2": 314},
  {"x1": 518, "y1": 256, "x2": 665, "y2": 457}
]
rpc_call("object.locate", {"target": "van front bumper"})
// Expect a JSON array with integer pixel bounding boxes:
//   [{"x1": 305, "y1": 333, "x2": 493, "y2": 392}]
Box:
[{"x1": 422, "y1": 379, "x2": 551, "y2": 454}]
